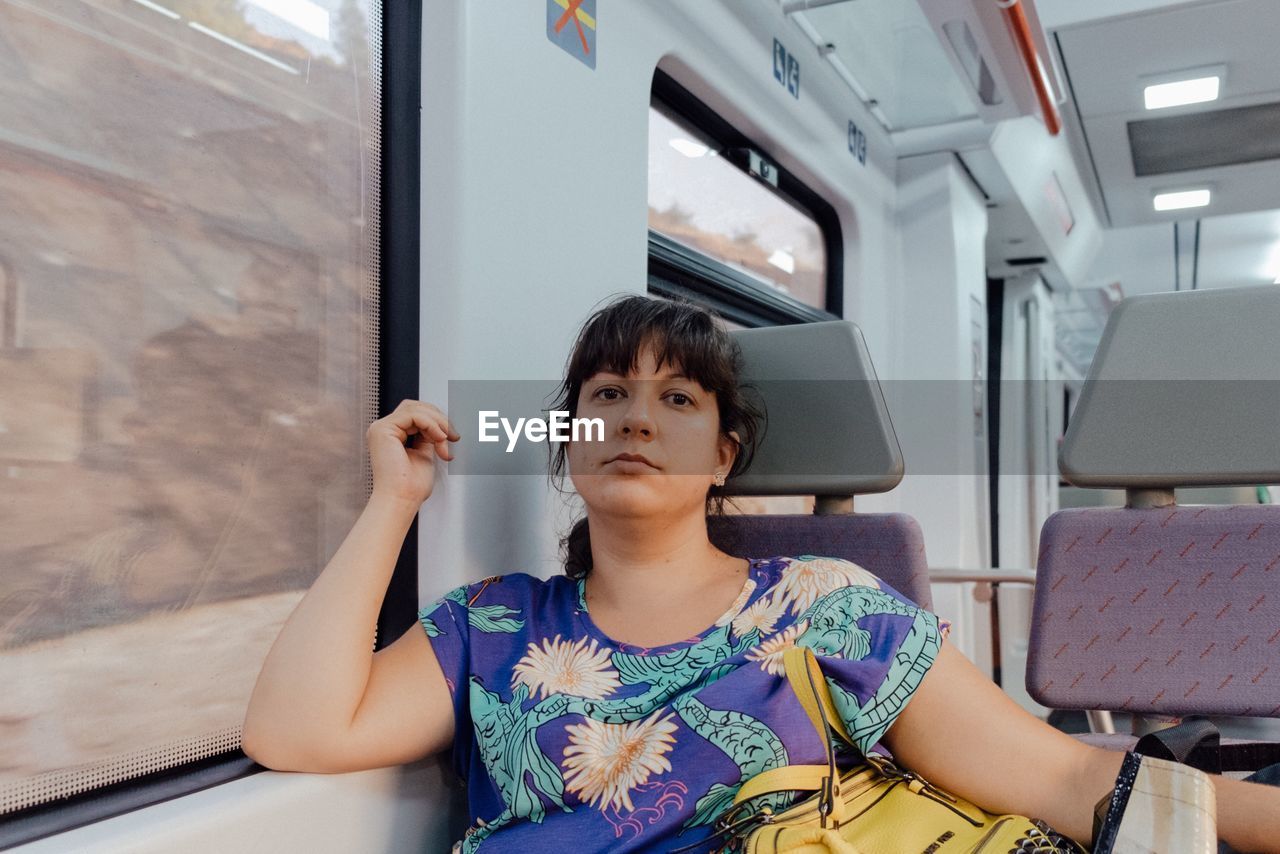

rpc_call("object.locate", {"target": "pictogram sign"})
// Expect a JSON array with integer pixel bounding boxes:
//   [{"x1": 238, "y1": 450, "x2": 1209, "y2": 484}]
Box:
[
  {"x1": 547, "y1": 0, "x2": 596, "y2": 69},
  {"x1": 773, "y1": 38, "x2": 799, "y2": 98}
]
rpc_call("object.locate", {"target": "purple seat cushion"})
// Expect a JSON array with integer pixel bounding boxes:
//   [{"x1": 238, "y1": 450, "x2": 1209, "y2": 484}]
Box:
[
  {"x1": 707, "y1": 513, "x2": 932, "y2": 610},
  {"x1": 1028, "y1": 506, "x2": 1280, "y2": 717}
]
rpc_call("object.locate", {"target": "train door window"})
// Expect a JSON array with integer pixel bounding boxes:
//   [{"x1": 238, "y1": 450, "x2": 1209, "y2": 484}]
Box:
[
  {"x1": 648, "y1": 71, "x2": 842, "y2": 327},
  {"x1": 0, "y1": 0, "x2": 402, "y2": 836}
]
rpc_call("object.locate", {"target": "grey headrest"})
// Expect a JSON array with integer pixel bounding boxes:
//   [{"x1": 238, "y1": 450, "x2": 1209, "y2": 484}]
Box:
[
  {"x1": 727, "y1": 321, "x2": 903, "y2": 496},
  {"x1": 1060, "y1": 286, "x2": 1280, "y2": 488}
]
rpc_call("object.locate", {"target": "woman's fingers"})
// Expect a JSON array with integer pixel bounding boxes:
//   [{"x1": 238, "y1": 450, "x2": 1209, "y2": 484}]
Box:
[
  {"x1": 364, "y1": 400, "x2": 460, "y2": 505},
  {"x1": 414, "y1": 401, "x2": 459, "y2": 441},
  {"x1": 378, "y1": 401, "x2": 460, "y2": 464},
  {"x1": 404, "y1": 401, "x2": 452, "y2": 436},
  {"x1": 380, "y1": 400, "x2": 459, "y2": 444}
]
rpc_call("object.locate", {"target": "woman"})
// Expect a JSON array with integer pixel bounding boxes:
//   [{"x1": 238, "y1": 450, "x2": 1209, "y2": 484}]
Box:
[{"x1": 243, "y1": 296, "x2": 1280, "y2": 853}]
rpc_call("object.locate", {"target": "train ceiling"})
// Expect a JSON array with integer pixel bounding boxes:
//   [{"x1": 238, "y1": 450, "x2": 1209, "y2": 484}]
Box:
[
  {"x1": 1041, "y1": 0, "x2": 1280, "y2": 374},
  {"x1": 1050, "y1": 0, "x2": 1280, "y2": 230}
]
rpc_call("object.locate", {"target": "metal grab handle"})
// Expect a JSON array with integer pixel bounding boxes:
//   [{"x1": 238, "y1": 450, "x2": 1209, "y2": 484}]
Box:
[
  {"x1": 928, "y1": 568, "x2": 1037, "y2": 585},
  {"x1": 999, "y1": 0, "x2": 1063, "y2": 135},
  {"x1": 929, "y1": 568, "x2": 1036, "y2": 603}
]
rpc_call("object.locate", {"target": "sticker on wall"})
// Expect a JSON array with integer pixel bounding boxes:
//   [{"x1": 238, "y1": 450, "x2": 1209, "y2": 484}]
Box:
[
  {"x1": 547, "y1": 0, "x2": 596, "y2": 69},
  {"x1": 773, "y1": 38, "x2": 800, "y2": 99}
]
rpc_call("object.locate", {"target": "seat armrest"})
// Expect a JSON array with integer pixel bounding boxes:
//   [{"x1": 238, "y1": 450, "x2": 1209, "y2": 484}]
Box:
[{"x1": 929, "y1": 569, "x2": 1037, "y2": 586}]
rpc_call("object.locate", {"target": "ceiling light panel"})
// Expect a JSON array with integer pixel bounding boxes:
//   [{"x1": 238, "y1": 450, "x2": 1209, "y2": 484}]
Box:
[
  {"x1": 1153, "y1": 189, "x2": 1211, "y2": 211},
  {"x1": 1144, "y1": 76, "x2": 1220, "y2": 110}
]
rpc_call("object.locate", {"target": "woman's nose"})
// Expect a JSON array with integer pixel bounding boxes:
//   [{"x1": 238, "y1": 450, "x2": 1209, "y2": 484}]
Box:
[{"x1": 618, "y1": 398, "x2": 655, "y2": 438}]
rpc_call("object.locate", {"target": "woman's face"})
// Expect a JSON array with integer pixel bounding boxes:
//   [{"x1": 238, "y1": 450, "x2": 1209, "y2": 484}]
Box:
[{"x1": 567, "y1": 344, "x2": 737, "y2": 521}]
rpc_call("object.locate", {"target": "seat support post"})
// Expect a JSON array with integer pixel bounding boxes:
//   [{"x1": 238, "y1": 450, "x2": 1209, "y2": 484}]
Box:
[
  {"x1": 1125, "y1": 488, "x2": 1176, "y2": 509},
  {"x1": 813, "y1": 495, "x2": 855, "y2": 516},
  {"x1": 1132, "y1": 714, "x2": 1181, "y2": 737},
  {"x1": 1085, "y1": 710, "x2": 1117, "y2": 735}
]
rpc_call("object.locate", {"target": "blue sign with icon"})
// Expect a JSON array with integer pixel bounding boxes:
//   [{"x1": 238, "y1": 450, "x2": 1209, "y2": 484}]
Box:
[
  {"x1": 848, "y1": 120, "x2": 867, "y2": 165},
  {"x1": 773, "y1": 38, "x2": 800, "y2": 99}
]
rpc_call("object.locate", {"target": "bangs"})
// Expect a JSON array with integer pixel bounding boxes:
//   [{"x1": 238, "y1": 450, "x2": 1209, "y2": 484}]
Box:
[{"x1": 562, "y1": 299, "x2": 734, "y2": 411}]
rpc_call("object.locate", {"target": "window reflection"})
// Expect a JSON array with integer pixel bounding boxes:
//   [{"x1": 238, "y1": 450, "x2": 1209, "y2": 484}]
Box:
[
  {"x1": 0, "y1": 0, "x2": 377, "y2": 810},
  {"x1": 648, "y1": 105, "x2": 827, "y2": 310}
]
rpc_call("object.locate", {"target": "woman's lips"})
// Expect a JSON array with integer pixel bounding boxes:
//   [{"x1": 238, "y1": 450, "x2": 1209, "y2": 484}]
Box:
[{"x1": 606, "y1": 453, "x2": 659, "y2": 471}]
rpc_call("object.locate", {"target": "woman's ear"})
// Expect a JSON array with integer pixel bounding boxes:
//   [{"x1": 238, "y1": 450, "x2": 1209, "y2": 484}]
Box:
[{"x1": 718, "y1": 429, "x2": 740, "y2": 474}]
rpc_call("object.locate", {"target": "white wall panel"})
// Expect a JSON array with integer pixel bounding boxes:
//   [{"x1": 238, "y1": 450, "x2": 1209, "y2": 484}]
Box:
[{"x1": 890, "y1": 153, "x2": 992, "y2": 673}]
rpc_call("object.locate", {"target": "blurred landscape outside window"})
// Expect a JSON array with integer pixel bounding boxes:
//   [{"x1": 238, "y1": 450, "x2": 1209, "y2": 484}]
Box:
[
  {"x1": 648, "y1": 105, "x2": 828, "y2": 311},
  {"x1": 0, "y1": 0, "x2": 379, "y2": 813}
]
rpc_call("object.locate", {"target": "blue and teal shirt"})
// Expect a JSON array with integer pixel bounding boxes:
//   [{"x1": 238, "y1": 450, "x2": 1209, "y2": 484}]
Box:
[{"x1": 418, "y1": 555, "x2": 951, "y2": 852}]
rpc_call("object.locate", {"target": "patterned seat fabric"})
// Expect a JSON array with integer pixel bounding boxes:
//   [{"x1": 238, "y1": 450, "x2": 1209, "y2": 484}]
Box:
[
  {"x1": 708, "y1": 513, "x2": 932, "y2": 610},
  {"x1": 1028, "y1": 505, "x2": 1280, "y2": 718}
]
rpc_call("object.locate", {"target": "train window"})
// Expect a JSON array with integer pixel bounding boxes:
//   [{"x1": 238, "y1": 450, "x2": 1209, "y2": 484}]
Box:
[
  {"x1": 0, "y1": 0, "x2": 395, "y2": 829},
  {"x1": 648, "y1": 106, "x2": 826, "y2": 305},
  {"x1": 648, "y1": 71, "x2": 842, "y2": 328}
]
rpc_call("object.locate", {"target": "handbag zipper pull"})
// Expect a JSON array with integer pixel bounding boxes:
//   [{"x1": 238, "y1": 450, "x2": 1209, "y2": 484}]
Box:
[
  {"x1": 818, "y1": 774, "x2": 846, "y2": 828},
  {"x1": 898, "y1": 769, "x2": 958, "y2": 803}
]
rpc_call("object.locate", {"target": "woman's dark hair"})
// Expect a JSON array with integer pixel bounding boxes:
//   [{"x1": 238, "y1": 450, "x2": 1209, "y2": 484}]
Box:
[{"x1": 550, "y1": 295, "x2": 765, "y2": 579}]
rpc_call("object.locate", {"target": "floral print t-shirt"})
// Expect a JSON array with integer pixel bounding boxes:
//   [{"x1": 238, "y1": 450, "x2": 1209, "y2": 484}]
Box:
[{"x1": 418, "y1": 555, "x2": 952, "y2": 853}]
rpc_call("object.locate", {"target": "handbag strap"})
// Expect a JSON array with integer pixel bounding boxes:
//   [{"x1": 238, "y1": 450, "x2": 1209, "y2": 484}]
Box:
[
  {"x1": 1213, "y1": 741, "x2": 1280, "y2": 773},
  {"x1": 1135, "y1": 717, "x2": 1280, "y2": 775},
  {"x1": 1135, "y1": 718, "x2": 1220, "y2": 774},
  {"x1": 734, "y1": 765, "x2": 835, "y2": 805},
  {"x1": 782, "y1": 646, "x2": 858, "y2": 752},
  {"x1": 730, "y1": 647, "x2": 857, "y2": 826}
]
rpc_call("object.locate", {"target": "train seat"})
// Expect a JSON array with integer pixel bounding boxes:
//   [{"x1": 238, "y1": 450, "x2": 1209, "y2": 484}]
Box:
[
  {"x1": 709, "y1": 320, "x2": 933, "y2": 609},
  {"x1": 709, "y1": 512, "x2": 932, "y2": 610},
  {"x1": 1027, "y1": 287, "x2": 1280, "y2": 747}
]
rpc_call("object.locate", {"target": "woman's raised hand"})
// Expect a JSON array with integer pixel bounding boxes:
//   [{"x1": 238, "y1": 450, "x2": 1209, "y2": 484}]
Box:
[{"x1": 366, "y1": 400, "x2": 459, "y2": 507}]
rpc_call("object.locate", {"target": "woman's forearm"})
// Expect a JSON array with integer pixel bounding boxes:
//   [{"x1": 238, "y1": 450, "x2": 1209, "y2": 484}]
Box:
[
  {"x1": 242, "y1": 492, "x2": 420, "y2": 765},
  {"x1": 1067, "y1": 748, "x2": 1126, "y2": 846},
  {"x1": 1214, "y1": 771, "x2": 1280, "y2": 853}
]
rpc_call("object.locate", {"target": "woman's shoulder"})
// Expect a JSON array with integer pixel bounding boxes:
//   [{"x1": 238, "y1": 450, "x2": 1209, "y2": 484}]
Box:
[
  {"x1": 773, "y1": 554, "x2": 878, "y2": 573},
  {"x1": 760, "y1": 554, "x2": 950, "y2": 637},
  {"x1": 420, "y1": 571, "x2": 574, "y2": 615},
  {"x1": 751, "y1": 554, "x2": 930, "y2": 611},
  {"x1": 756, "y1": 555, "x2": 884, "y2": 587}
]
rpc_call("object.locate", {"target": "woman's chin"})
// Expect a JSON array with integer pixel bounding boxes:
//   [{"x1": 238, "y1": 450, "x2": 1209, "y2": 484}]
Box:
[{"x1": 576, "y1": 477, "x2": 698, "y2": 517}]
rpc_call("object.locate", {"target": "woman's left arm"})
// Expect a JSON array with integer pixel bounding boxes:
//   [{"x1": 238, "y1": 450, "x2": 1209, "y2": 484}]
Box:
[{"x1": 881, "y1": 641, "x2": 1280, "y2": 852}]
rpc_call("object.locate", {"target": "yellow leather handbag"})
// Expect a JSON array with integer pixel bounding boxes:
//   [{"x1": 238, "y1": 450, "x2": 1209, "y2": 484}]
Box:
[{"x1": 714, "y1": 647, "x2": 1088, "y2": 854}]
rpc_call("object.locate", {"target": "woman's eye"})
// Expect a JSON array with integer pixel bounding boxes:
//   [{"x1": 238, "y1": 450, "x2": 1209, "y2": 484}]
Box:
[
  {"x1": 668, "y1": 392, "x2": 692, "y2": 406},
  {"x1": 594, "y1": 387, "x2": 622, "y2": 400}
]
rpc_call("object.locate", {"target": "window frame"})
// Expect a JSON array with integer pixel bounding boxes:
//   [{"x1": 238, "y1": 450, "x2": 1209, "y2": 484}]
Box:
[
  {"x1": 648, "y1": 69, "x2": 844, "y2": 327},
  {"x1": 0, "y1": 1, "x2": 419, "y2": 846}
]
